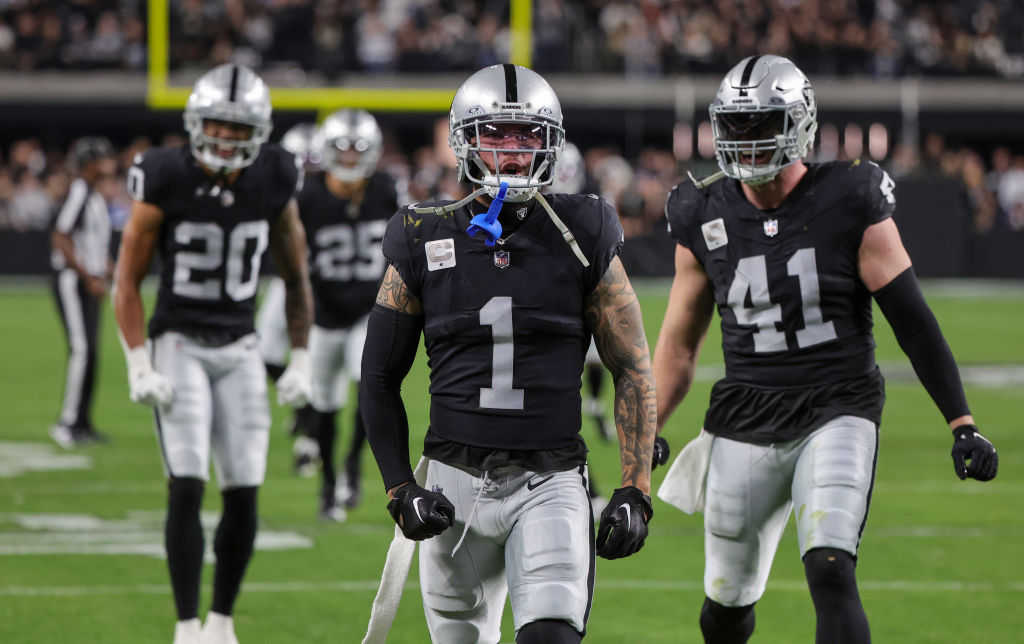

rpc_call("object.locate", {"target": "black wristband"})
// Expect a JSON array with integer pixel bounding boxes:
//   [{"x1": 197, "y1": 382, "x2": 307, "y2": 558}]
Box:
[{"x1": 873, "y1": 267, "x2": 970, "y2": 422}]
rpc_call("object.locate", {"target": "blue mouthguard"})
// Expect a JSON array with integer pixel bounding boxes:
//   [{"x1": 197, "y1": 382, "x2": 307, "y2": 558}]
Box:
[{"x1": 466, "y1": 182, "x2": 508, "y2": 247}]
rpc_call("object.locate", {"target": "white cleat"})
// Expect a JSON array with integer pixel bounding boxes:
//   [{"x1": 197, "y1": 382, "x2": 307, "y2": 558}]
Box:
[
  {"x1": 173, "y1": 618, "x2": 201, "y2": 644},
  {"x1": 200, "y1": 612, "x2": 239, "y2": 644},
  {"x1": 49, "y1": 424, "x2": 75, "y2": 449}
]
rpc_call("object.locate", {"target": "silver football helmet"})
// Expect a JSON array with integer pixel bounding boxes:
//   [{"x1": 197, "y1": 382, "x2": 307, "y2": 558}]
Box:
[
  {"x1": 710, "y1": 55, "x2": 817, "y2": 186},
  {"x1": 280, "y1": 122, "x2": 321, "y2": 169},
  {"x1": 449, "y1": 64, "x2": 565, "y2": 202},
  {"x1": 316, "y1": 109, "x2": 382, "y2": 182},
  {"x1": 183, "y1": 64, "x2": 273, "y2": 172}
]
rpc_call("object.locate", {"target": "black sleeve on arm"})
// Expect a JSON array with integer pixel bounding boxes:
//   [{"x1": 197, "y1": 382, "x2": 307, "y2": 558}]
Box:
[
  {"x1": 872, "y1": 267, "x2": 970, "y2": 422},
  {"x1": 358, "y1": 303, "x2": 424, "y2": 491}
]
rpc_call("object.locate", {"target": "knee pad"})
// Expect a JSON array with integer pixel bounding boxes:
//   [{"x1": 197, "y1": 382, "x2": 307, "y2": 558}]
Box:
[
  {"x1": 517, "y1": 619, "x2": 581, "y2": 644},
  {"x1": 803, "y1": 547, "x2": 870, "y2": 642},
  {"x1": 804, "y1": 547, "x2": 857, "y2": 596},
  {"x1": 700, "y1": 598, "x2": 755, "y2": 644}
]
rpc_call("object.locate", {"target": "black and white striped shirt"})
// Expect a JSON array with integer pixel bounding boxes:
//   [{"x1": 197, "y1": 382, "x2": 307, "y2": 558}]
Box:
[{"x1": 51, "y1": 177, "x2": 111, "y2": 277}]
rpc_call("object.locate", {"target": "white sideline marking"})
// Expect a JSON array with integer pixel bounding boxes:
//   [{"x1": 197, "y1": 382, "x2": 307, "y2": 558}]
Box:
[
  {"x1": 0, "y1": 442, "x2": 91, "y2": 478},
  {"x1": 1, "y1": 579, "x2": 1023, "y2": 597},
  {"x1": 14, "y1": 480, "x2": 1024, "y2": 498},
  {"x1": 0, "y1": 511, "x2": 312, "y2": 558}
]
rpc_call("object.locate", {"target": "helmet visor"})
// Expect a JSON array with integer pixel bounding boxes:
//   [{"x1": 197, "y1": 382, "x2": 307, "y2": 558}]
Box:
[
  {"x1": 469, "y1": 121, "x2": 550, "y2": 179},
  {"x1": 474, "y1": 122, "x2": 546, "y2": 150},
  {"x1": 715, "y1": 110, "x2": 786, "y2": 142}
]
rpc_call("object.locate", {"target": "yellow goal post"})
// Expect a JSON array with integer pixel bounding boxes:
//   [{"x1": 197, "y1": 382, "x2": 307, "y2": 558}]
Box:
[{"x1": 146, "y1": 0, "x2": 532, "y2": 114}]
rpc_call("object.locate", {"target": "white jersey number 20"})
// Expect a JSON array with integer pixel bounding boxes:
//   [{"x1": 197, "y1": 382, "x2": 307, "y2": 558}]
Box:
[{"x1": 172, "y1": 221, "x2": 269, "y2": 301}]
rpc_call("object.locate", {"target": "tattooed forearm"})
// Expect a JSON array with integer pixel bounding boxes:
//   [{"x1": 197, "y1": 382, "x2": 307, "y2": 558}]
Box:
[
  {"x1": 376, "y1": 264, "x2": 423, "y2": 314},
  {"x1": 586, "y1": 256, "x2": 657, "y2": 493}
]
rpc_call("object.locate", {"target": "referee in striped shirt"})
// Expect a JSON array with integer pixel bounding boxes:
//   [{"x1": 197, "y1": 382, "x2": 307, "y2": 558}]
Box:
[{"x1": 49, "y1": 137, "x2": 115, "y2": 448}]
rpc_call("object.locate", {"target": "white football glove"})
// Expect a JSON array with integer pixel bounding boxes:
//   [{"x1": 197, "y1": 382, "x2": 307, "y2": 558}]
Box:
[
  {"x1": 276, "y1": 348, "x2": 312, "y2": 407},
  {"x1": 126, "y1": 345, "x2": 173, "y2": 407}
]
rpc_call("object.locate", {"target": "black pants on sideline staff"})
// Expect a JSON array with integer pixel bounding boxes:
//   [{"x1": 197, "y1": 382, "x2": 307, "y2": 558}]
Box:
[{"x1": 53, "y1": 268, "x2": 101, "y2": 431}]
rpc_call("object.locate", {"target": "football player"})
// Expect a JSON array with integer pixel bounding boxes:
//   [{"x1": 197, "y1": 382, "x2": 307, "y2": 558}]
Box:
[
  {"x1": 301, "y1": 108, "x2": 399, "y2": 521},
  {"x1": 113, "y1": 64, "x2": 313, "y2": 644},
  {"x1": 360, "y1": 64, "x2": 657, "y2": 643},
  {"x1": 254, "y1": 122, "x2": 321, "y2": 479},
  {"x1": 653, "y1": 55, "x2": 999, "y2": 643}
]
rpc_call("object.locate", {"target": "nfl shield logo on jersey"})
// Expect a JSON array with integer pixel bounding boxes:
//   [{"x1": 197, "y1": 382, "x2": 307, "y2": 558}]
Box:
[
  {"x1": 763, "y1": 218, "x2": 779, "y2": 237},
  {"x1": 493, "y1": 250, "x2": 511, "y2": 270}
]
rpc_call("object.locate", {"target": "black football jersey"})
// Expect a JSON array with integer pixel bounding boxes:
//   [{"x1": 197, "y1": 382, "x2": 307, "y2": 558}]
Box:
[
  {"x1": 383, "y1": 193, "x2": 623, "y2": 451},
  {"x1": 665, "y1": 160, "x2": 893, "y2": 441},
  {"x1": 299, "y1": 171, "x2": 398, "y2": 329},
  {"x1": 128, "y1": 144, "x2": 301, "y2": 342}
]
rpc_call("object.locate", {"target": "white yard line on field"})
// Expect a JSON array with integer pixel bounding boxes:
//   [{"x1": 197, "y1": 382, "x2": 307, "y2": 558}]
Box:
[{"x1": 1, "y1": 579, "x2": 1023, "y2": 597}]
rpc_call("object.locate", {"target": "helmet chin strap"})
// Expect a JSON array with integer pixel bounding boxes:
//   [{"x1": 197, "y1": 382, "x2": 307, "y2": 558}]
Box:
[{"x1": 739, "y1": 171, "x2": 779, "y2": 187}]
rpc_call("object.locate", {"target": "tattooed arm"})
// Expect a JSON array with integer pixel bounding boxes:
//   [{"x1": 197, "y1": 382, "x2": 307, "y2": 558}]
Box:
[
  {"x1": 269, "y1": 198, "x2": 313, "y2": 349},
  {"x1": 376, "y1": 264, "x2": 423, "y2": 314},
  {"x1": 585, "y1": 255, "x2": 657, "y2": 495}
]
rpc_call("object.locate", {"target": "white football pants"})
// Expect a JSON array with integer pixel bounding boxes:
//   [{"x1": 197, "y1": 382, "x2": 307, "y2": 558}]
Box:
[
  {"x1": 703, "y1": 415, "x2": 878, "y2": 607},
  {"x1": 420, "y1": 459, "x2": 595, "y2": 643},
  {"x1": 152, "y1": 332, "x2": 271, "y2": 488},
  {"x1": 309, "y1": 316, "x2": 368, "y2": 413}
]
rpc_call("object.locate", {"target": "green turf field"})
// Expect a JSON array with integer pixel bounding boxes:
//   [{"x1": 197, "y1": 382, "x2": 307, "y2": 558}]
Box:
[{"x1": 0, "y1": 279, "x2": 1021, "y2": 643}]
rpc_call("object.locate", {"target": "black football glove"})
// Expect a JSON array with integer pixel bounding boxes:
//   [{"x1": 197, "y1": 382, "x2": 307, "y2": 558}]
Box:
[
  {"x1": 386, "y1": 483, "x2": 455, "y2": 541},
  {"x1": 951, "y1": 424, "x2": 998, "y2": 481},
  {"x1": 652, "y1": 436, "x2": 670, "y2": 470},
  {"x1": 596, "y1": 486, "x2": 653, "y2": 560}
]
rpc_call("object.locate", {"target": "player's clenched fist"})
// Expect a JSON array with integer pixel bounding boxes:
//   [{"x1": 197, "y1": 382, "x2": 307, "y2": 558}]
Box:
[
  {"x1": 126, "y1": 346, "x2": 173, "y2": 407},
  {"x1": 387, "y1": 483, "x2": 455, "y2": 541},
  {"x1": 596, "y1": 486, "x2": 653, "y2": 560},
  {"x1": 951, "y1": 424, "x2": 998, "y2": 481}
]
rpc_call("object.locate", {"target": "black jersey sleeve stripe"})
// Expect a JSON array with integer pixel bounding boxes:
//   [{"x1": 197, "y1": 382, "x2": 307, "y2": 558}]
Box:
[{"x1": 503, "y1": 63, "x2": 518, "y2": 102}]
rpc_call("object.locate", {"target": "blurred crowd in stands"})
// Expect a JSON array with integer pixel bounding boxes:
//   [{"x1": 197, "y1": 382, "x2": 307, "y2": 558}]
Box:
[
  {"x1": 1, "y1": 0, "x2": 1023, "y2": 79},
  {"x1": 2, "y1": 0, "x2": 1023, "y2": 241},
  {"x1": 3, "y1": 123, "x2": 1024, "y2": 240}
]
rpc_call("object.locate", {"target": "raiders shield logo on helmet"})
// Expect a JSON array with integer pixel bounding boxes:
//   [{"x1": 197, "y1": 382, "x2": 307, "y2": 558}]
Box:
[{"x1": 493, "y1": 250, "x2": 511, "y2": 269}]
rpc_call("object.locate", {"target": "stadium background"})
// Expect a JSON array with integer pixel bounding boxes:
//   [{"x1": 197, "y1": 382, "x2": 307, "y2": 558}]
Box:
[{"x1": 1, "y1": 1, "x2": 1022, "y2": 642}]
